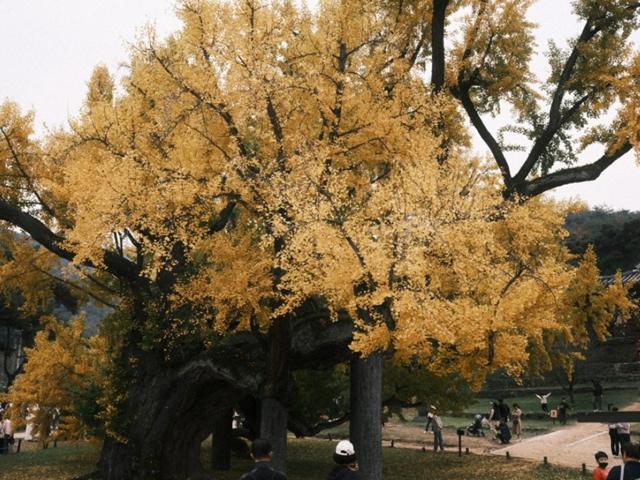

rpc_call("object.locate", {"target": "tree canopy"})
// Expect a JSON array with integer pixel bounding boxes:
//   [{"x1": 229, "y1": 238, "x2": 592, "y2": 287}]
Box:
[{"x1": 0, "y1": 1, "x2": 638, "y2": 479}]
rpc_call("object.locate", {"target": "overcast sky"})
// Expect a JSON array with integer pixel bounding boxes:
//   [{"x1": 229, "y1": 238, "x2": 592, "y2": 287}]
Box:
[{"x1": 1, "y1": 0, "x2": 638, "y2": 211}]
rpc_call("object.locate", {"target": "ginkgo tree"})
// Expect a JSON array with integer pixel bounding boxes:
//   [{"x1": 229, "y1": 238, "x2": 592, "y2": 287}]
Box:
[
  {"x1": 2, "y1": 316, "x2": 108, "y2": 448},
  {"x1": 0, "y1": 1, "x2": 639, "y2": 479}
]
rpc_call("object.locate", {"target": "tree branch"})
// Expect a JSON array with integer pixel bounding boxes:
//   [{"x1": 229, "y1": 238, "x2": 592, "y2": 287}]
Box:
[
  {"x1": 0, "y1": 199, "x2": 139, "y2": 280},
  {"x1": 514, "y1": 19, "x2": 598, "y2": 184},
  {"x1": 458, "y1": 86, "x2": 512, "y2": 186},
  {"x1": 0, "y1": 126, "x2": 56, "y2": 217},
  {"x1": 518, "y1": 142, "x2": 632, "y2": 197},
  {"x1": 431, "y1": 0, "x2": 449, "y2": 92}
]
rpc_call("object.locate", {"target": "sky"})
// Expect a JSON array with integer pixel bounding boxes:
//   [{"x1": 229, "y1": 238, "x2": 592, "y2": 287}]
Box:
[{"x1": 1, "y1": 0, "x2": 638, "y2": 211}]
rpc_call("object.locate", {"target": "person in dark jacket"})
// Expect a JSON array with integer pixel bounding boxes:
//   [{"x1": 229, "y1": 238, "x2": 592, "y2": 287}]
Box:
[
  {"x1": 240, "y1": 438, "x2": 287, "y2": 480},
  {"x1": 326, "y1": 440, "x2": 360, "y2": 480},
  {"x1": 593, "y1": 380, "x2": 605, "y2": 411},
  {"x1": 558, "y1": 398, "x2": 570, "y2": 425},
  {"x1": 497, "y1": 399, "x2": 510, "y2": 421},
  {"x1": 606, "y1": 442, "x2": 640, "y2": 480},
  {"x1": 496, "y1": 419, "x2": 512, "y2": 444}
]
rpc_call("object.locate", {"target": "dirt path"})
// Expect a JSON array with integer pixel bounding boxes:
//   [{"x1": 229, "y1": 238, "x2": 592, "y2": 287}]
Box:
[{"x1": 491, "y1": 403, "x2": 640, "y2": 469}]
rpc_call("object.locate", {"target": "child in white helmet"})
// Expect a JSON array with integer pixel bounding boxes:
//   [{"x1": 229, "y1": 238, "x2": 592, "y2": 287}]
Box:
[{"x1": 327, "y1": 440, "x2": 360, "y2": 479}]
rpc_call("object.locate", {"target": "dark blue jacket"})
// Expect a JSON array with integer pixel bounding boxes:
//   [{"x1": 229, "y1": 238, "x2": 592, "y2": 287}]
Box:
[
  {"x1": 327, "y1": 465, "x2": 361, "y2": 480},
  {"x1": 240, "y1": 461, "x2": 287, "y2": 480},
  {"x1": 607, "y1": 461, "x2": 640, "y2": 480}
]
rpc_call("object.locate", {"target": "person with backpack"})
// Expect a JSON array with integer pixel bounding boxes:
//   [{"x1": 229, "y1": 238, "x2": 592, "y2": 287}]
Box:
[
  {"x1": 240, "y1": 438, "x2": 287, "y2": 480},
  {"x1": 425, "y1": 405, "x2": 445, "y2": 452},
  {"x1": 326, "y1": 440, "x2": 360, "y2": 480}
]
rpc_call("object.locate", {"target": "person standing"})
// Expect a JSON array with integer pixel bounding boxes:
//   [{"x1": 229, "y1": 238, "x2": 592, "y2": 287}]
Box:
[
  {"x1": 327, "y1": 440, "x2": 360, "y2": 480},
  {"x1": 617, "y1": 421, "x2": 632, "y2": 447},
  {"x1": 497, "y1": 399, "x2": 511, "y2": 421},
  {"x1": 606, "y1": 442, "x2": 640, "y2": 480},
  {"x1": 425, "y1": 405, "x2": 445, "y2": 452},
  {"x1": 0, "y1": 415, "x2": 11, "y2": 454},
  {"x1": 489, "y1": 402, "x2": 499, "y2": 436},
  {"x1": 593, "y1": 380, "x2": 604, "y2": 411},
  {"x1": 512, "y1": 403, "x2": 523, "y2": 440},
  {"x1": 0, "y1": 415, "x2": 5, "y2": 455},
  {"x1": 535, "y1": 393, "x2": 551, "y2": 413},
  {"x1": 592, "y1": 451, "x2": 609, "y2": 480},
  {"x1": 240, "y1": 438, "x2": 287, "y2": 480},
  {"x1": 558, "y1": 398, "x2": 570, "y2": 425},
  {"x1": 610, "y1": 407, "x2": 621, "y2": 457}
]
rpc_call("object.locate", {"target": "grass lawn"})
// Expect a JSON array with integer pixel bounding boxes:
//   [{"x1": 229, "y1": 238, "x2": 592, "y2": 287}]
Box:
[
  {"x1": 470, "y1": 383, "x2": 640, "y2": 415},
  {"x1": 0, "y1": 438, "x2": 583, "y2": 480}
]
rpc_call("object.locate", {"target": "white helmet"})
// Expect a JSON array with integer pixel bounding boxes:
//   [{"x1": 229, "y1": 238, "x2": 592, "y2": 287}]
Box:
[{"x1": 334, "y1": 440, "x2": 357, "y2": 464}]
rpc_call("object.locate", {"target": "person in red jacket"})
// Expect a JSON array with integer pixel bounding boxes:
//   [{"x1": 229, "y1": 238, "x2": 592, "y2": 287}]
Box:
[{"x1": 592, "y1": 451, "x2": 609, "y2": 480}]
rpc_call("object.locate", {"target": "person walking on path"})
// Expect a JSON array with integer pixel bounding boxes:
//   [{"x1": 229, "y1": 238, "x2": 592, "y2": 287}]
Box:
[
  {"x1": 593, "y1": 380, "x2": 605, "y2": 411},
  {"x1": 606, "y1": 442, "x2": 640, "y2": 480},
  {"x1": 512, "y1": 403, "x2": 523, "y2": 440},
  {"x1": 617, "y1": 421, "x2": 632, "y2": 447},
  {"x1": 425, "y1": 405, "x2": 445, "y2": 452},
  {"x1": 592, "y1": 451, "x2": 610, "y2": 480},
  {"x1": 558, "y1": 398, "x2": 571, "y2": 425},
  {"x1": 240, "y1": 438, "x2": 287, "y2": 480},
  {"x1": 536, "y1": 393, "x2": 551, "y2": 413},
  {"x1": 326, "y1": 440, "x2": 360, "y2": 480}
]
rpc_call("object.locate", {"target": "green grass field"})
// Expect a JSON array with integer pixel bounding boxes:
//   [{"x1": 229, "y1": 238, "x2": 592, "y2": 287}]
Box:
[
  {"x1": 0, "y1": 439, "x2": 584, "y2": 480},
  {"x1": 470, "y1": 383, "x2": 640, "y2": 415}
]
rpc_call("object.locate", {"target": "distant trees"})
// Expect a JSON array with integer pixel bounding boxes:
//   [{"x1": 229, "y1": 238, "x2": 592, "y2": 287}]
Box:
[{"x1": 566, "y1": 208, "x2": 640, "y2": 275}]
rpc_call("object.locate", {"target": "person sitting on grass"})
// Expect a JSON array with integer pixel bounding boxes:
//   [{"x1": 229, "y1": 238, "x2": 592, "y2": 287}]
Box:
[
  {"x1": 327, "y1": 440, "x2": 360, "y2": 480},
  {"x1": 496, "y1": 418, "x2": 511, "y2": 444},
  {"x1": 592, "y1": 451, "x2": 609, "y2": 480},
  {"x1": 240, "y1": 438, "x2": 287, "y2": 480},
  {"x1": 606, "y1": 442, "x2": 640, "y2": 480}
]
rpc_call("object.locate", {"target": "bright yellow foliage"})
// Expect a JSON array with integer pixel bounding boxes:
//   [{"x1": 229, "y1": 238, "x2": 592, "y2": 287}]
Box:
[
  {"x1": 0, "y1": 0, "x2": 635, "y2": 391},
  {"x1": 3, "y1": 317, "x2": 108, "y2": 447}
]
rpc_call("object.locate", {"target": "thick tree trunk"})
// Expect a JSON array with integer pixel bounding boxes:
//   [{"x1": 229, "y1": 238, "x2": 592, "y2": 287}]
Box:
[
  {"x1": 350, "y1": 352, "x2": 383, "y2": 480},
  {"x1": 211, "y1": 408, "x2": 233, "y2": 471},
  {"x1": 259, "y1": 317, "x2": 291, "y2": 473},
  {"x1": 93, "y1": 314, "x2": 353, "y2": 479},
  {"x1": 96, "y1": 349, "x2": 249, "y2": 480},
  {"x1": 260, "y1": 398, "x2": 288, "y2": 471}
]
